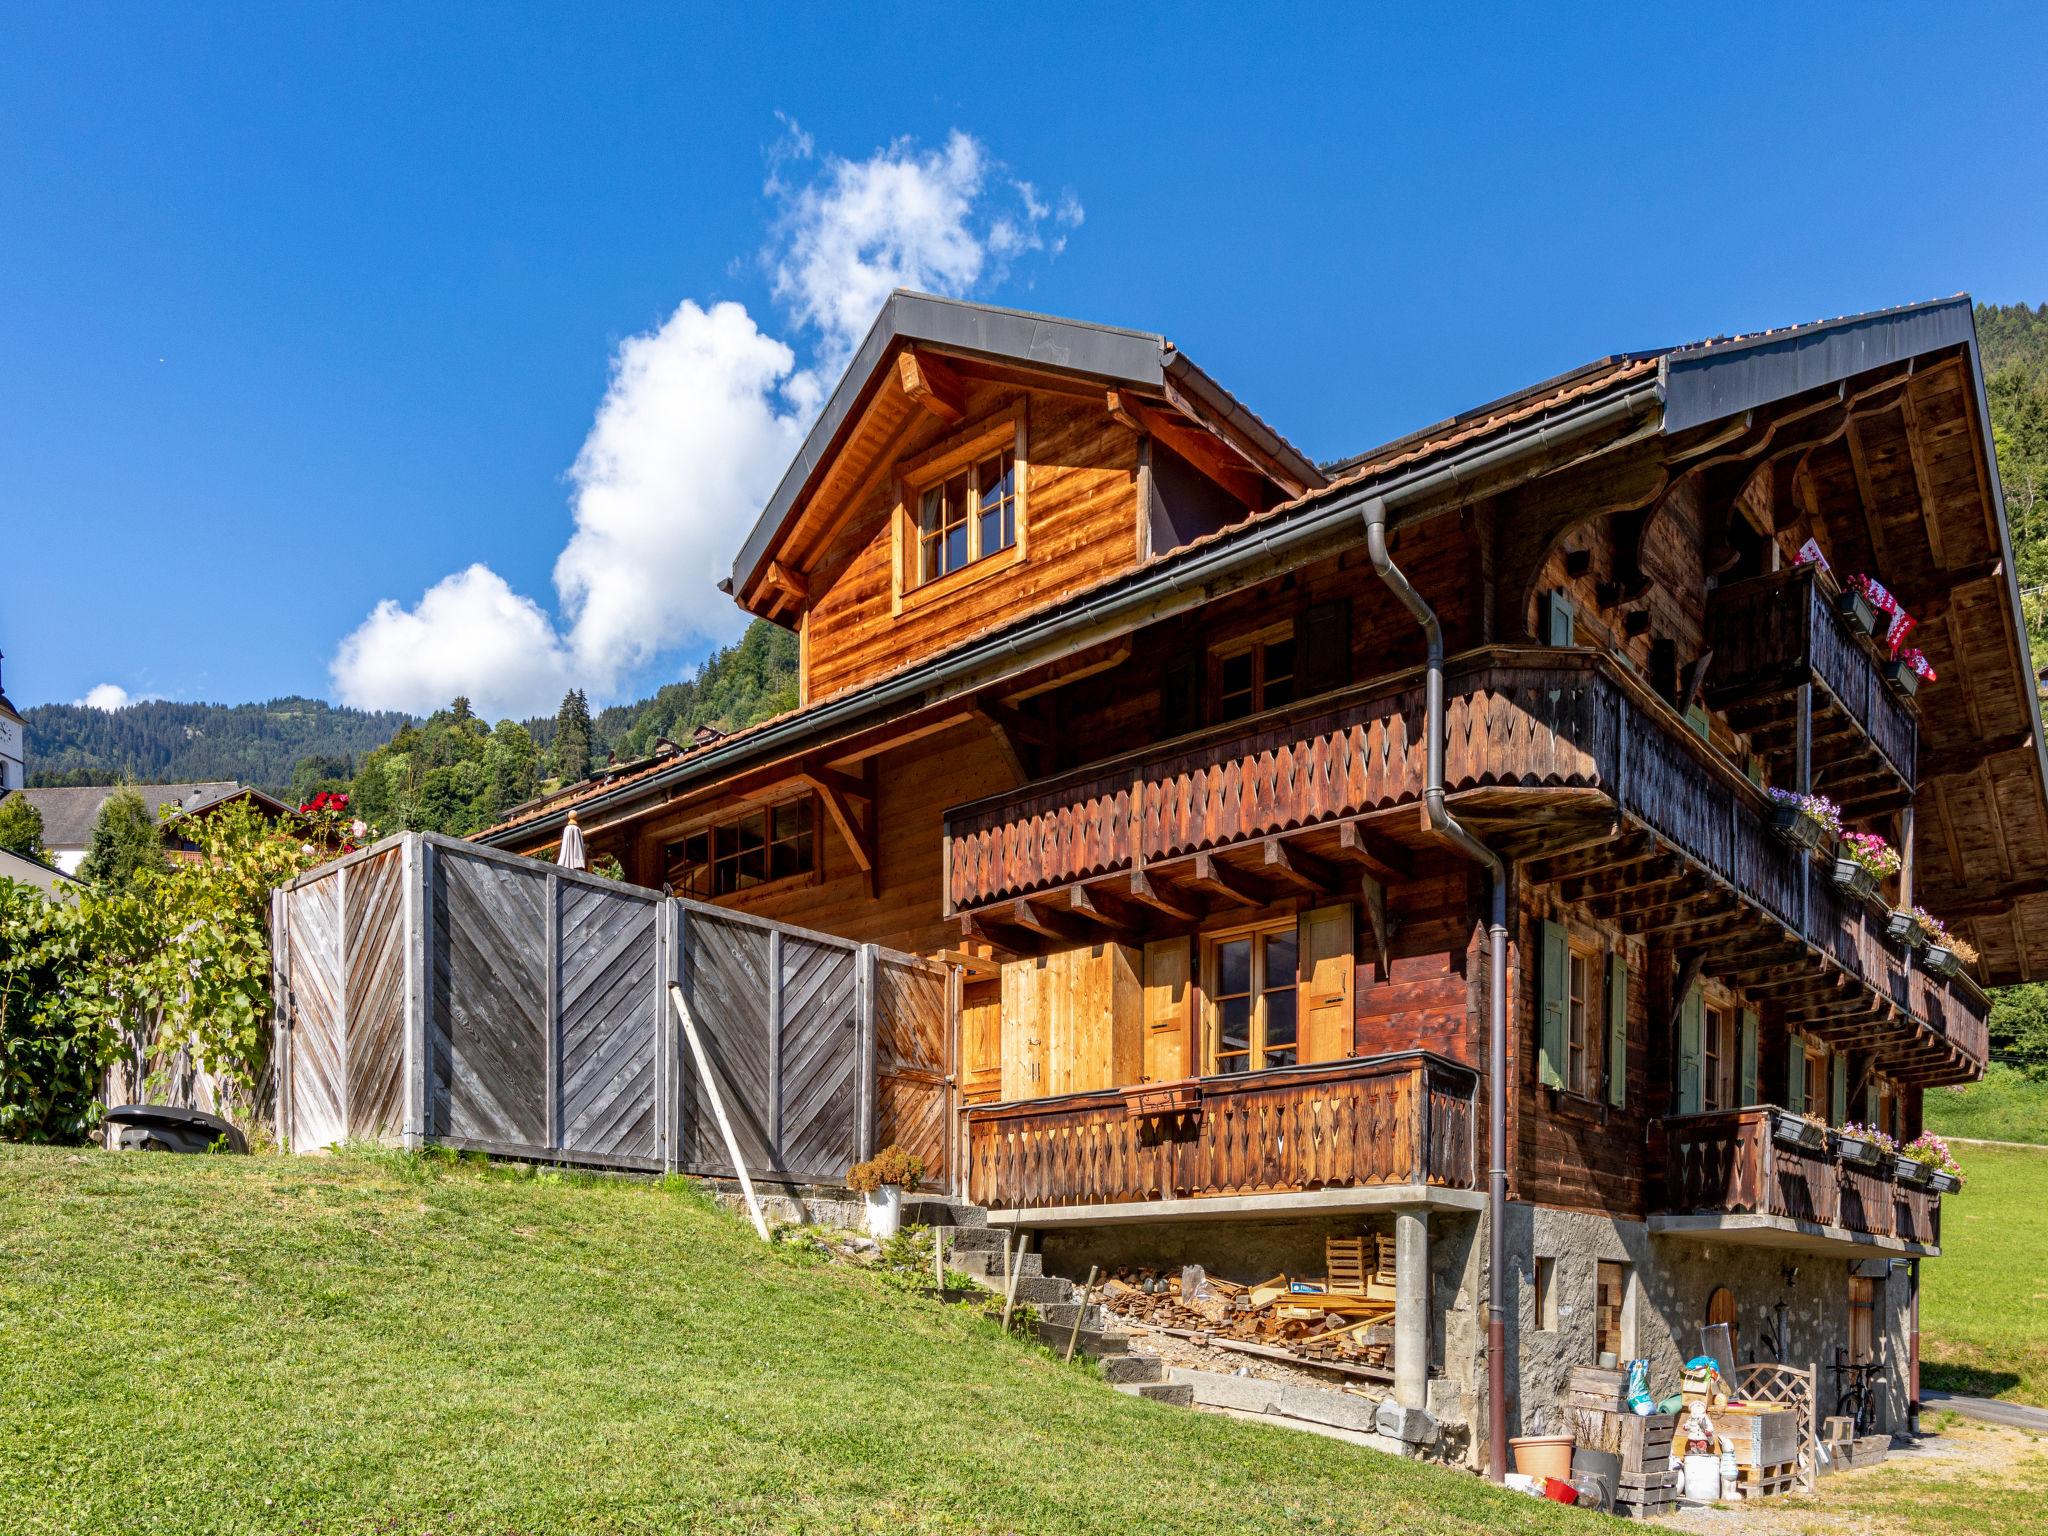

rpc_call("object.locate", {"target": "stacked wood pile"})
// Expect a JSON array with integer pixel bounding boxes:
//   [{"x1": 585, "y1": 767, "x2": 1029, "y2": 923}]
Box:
[
  {"x1": 1565, "y1": 1367, "x2": 1678, "y2": 1521},
  {"x1": 1094, "y1": 1235, "x2": 1399, "y2": 1374}
]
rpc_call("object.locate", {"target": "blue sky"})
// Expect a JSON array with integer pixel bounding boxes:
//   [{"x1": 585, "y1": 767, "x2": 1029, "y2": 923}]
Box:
[{"x1": 6, "y1": 4, "x2": 2047, "y2": 717}]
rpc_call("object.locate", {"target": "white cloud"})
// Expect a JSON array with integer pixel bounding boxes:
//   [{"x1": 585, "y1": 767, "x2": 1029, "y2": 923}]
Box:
[
  {"x1": 75, "y1": 683, "x2": 132, "y2": 710},
  {"x1": 329, "y1": 126, "x2": 1079, "y2": 718},
  {"x1": 331, "y1": 564, "x2": 571, "y2": 719}
]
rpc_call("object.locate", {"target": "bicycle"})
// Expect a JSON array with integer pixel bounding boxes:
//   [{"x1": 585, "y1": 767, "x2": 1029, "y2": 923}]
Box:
[{"x1": 1831, "y1": 1346, "x2": 1883, "y2": 1436}]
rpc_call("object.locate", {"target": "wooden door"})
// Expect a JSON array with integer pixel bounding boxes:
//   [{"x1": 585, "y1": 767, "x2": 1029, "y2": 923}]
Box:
[
  {"x1": 1848, "y1": 1275, "x2": 1877, "y2": 1365},
  {"x1": 960, "y1": 979, "x2": 1002, "y2": 1104},
  {"x1": 1142, "y1": 938, "x2": 1191, "y2": 1082},
  {"x1": 872, "y1": 952, "x2": 951, "y2": 1189},
  {"x1": 1298, "y1": 904, "x2": 1355, "y2": 1064}
]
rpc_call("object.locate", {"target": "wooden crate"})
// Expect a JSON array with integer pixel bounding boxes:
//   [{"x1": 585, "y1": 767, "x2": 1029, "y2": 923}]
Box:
[
  {"x1": 1565, "y1": 1364, "x2": 1629, "y2": 1413},
  {"x1": 1567, "y1": 1406, "x2": 1677, "y2": 1472},
  {"x1": 1715, "y1": 1406, "x2": 1800, "y2": 1469},
  {"x1": 1613, "y1": 1465, "x2": 1679, "y2": 1520}
]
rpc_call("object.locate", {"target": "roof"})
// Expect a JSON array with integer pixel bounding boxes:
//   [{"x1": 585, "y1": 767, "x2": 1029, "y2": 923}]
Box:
[
  {"x1": 485, "y1": 293, "x2": 2005, "y2": 850},
  {"x1": 18, "y1": 781, "x2": 294, "y2": 849},
  {"x1": 729, "y1": 290, "x2": 1323, "y2": 598},
  {"x1": 0, "y1": 846, "x2": 80, "y2": 898}
]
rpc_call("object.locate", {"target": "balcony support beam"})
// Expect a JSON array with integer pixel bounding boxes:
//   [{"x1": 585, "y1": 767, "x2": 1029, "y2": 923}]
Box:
[
  {"x1": 1183, "y1": 852, "x2": 1269, "y2": 907},
  {"x1": 1125, "y1": 869, "x2": 1202, "y2": 923},
  {"x1": 1263, "y1": 837, "x2": 1341, "y2": 895}
]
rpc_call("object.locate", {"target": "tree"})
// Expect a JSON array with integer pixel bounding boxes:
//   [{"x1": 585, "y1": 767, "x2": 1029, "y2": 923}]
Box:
[
  {"x1": 0, "y1": 793, "x2": 47, "y2": 862},
  {"x1": 0, "y1": 878, "x2": 108, "y2": 1142},
  {"x1": 485, "y1": 720, "x2": 540, "y2": 816},
  {"x1": 552, "y1": 689, "x2": 594, "y2": 784},
  {"x1": 78, "y1": 788, "x2": 164, "y2": 889},
  {"x1": 289, "y1": 753, "x2": 354, "y2": 808},
  {"x1": 1987, "y1": 982, "x2": 2048, "y2": 1079}
]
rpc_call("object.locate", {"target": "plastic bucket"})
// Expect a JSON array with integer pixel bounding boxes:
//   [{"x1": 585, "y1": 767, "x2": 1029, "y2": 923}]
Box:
[
  {"x1": 1510, "y1": 1436, "x2": 1575, "y2": 1483},
  {"x1": 1682, "y1": 1454, "x2": 1723, "y2": 1502}
]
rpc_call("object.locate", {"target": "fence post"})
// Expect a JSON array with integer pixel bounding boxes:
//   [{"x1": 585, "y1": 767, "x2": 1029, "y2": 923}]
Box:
[
  {"x1": 270, "y1": 886, "x2": 291, "y2": 1151},
  {"x1": 545, "y1": 868, "x2": 562, "y2": 1154},
  {"x1": 400, "y1": 835, "x2": 419, "y2": 1149},
  {"x1": 414, "y1": 836, "x2": 438, "y2": 1146},
  {"x1": 669, "y1": 901, "x2": 688, "y2": 1173},
  {"x1": 857, "y1": 943, "x2": 880, "y2": 1162}
]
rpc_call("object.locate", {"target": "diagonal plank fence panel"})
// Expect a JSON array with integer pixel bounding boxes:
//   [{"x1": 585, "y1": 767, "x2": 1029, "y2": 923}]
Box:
[{"x1": 275, "y1": 831, "x2": 954, "y2": 1188}]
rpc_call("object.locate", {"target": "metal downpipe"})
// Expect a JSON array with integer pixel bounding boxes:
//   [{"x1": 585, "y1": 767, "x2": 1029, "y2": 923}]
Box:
[{"x1": 1363, "y1": 498, "x2": 1512, "y2": 1481}]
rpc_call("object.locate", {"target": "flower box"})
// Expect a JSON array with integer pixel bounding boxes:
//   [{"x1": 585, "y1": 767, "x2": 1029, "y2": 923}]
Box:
[
  {"x1": 1836, "y1": 587, "x2": 1881, "y2": 639},
  {"x1": 1882, "y1": 658, "x2": 1921, "y2": 699},
  {"x1": 1884, "y1": 909, "x2": 1925, "y2": 948},
  {"x1": 1833, "y1": 1131, "x2": 1882, "y2": 1167},
  {"x1": 1894, "y1": 1155, "x2": 1935, "y2": 1188},
  {"x1": 1120, "y1": 1082, "x2": 1202, "y2": 1118},
  {"x1": 1772, "y1": 1110, "x2": 1827, "y2": 1151},
  {"x1": 1767, "y1": 800, "x2": 1830, "y2": 851},
  {"x1": 1929, "y1": 1169, "x2": 1962, "y2": 1195},
  {"x1": 1923, "y1": 944, "x2": 1959, "y2": 977},
  {"x1": 1831, "y1": 853, "x2": 1879, "y2": 901}
]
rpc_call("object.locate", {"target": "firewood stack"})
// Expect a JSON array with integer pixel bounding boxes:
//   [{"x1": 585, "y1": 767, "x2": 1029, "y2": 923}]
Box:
[{"x1": 1092, "y1": 1235, "x2": 1400, "y2": 1370}]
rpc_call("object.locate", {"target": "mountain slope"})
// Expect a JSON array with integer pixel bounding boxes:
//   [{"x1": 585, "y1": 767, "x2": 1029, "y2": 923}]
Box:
[{"x1": 24, "y1": 696, "x2": 410, "y2": 796}]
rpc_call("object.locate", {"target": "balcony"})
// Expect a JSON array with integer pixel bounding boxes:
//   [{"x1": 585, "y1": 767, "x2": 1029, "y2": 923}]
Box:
[
  {"x1": 1655, "y1": 1107, "x2": 1942, "y2": 1256},
  {"x1": 964, "y1": 1052, "x2": 1479, "y2": 1222},
  {"x1": 1704, "y1": 565, "x2": 1917, "y2": 817},
  {"x1": 943, "y1": 646, "x2": 1986, "y2": 1086}
]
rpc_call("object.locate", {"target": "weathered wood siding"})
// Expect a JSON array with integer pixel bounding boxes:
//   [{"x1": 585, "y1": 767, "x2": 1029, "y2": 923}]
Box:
[{"x1": 276, "y1": 832, "x2": 954, "y2": 1188}]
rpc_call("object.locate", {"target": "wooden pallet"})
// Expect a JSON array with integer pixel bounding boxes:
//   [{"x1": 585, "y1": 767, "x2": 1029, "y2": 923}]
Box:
[
  {"x1": 1730, "y1": 1459, "x2": 1799, "y2": 1501},
  {"x1": 1613, "y1": 1469, "x2": 1678, "y2": 1521}
]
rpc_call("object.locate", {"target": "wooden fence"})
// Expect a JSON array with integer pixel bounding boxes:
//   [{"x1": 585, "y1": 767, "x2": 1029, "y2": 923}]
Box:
[{"x1": 272, "y1": 831, "x2": 955, "y2": 1186}]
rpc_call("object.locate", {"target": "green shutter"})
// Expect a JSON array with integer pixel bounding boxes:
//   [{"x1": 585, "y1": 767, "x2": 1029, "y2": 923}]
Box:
[
  {"x1": 1605, "y1": 951, "x2": 1628, "y2": 1107},
  {"x1": 1677, "y1": 985, "x2": 1704, "y2": 1113},
  {"x1": 1787, "y1": 1032, "x2": 1806, "y2": 1111},
  {"x1": 1539, "y1": 920, "x2": 1568, "y2": 1089},
  {"x1": 1544, "y1": 591, "x2": 1577, "y2": 647},
  {"x1": 1739, "y1": 1008, "x2": 1758, "y2": 1108},
  {"x1": 1829, "y1": 1051, "x2": 1848, "y2": 1126},
  {"x1": 1863, "y1": 1068, "x2": 1880, "y2": 1126},
  {"x1": 1686, "y1": 701, "x2": 1711, "y2": 740}
]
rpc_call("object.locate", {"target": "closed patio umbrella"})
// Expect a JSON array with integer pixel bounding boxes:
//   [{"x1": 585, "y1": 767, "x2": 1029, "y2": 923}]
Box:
[{"x1": 557, "y1": 809, "x2": 587, "y2": 872}]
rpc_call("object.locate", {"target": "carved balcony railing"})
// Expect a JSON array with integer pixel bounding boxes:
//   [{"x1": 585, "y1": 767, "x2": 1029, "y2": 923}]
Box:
[
  {"x1": 964, "y1": 1051, "x2": 1477, "y2": 1213},
  {"x1": 1704, "y1": 565, "x2": 1917, "y2": 816},
  {"x1": 1658, "y1": 1107, "x2": 1941, "y2": 1251}
]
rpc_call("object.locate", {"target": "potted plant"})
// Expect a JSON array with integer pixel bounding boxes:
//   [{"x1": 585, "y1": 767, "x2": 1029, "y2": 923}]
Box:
[
  {"x1": 1833, "y1": 1122, "x2": 1889, "y2": 1167},
  {"x1": 1882, "y1": 657, "x2": 1920, "y2": 699},
  {"x1": 1883, "y1": 907, "x2": 1925, "y2": 948},
  {"x1": 846, "y1": 1144, "x2": 925, "y2": 1239},
  {"x1": 1836, "y1": 582, "x2": 1881, "y2": 640},
  {"x1": 1903, "y1": 1131, "x2": 1963, "y2": 1193},
  {"x1": 1765, "y1": 788, "x2": 1841, "y2": 852},
  {"x1": 1771, "y1": 1106, "x2": 1828, "y2": 1151},
  {"x1": 1832, "y1": 832, "x2": 1899, "y2": 902},
  {"x1": 1920, "y1": 918, "x2": 1975, "y2": 979}
]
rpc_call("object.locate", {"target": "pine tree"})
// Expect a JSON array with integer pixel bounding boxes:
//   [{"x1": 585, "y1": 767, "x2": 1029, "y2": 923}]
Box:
[
  {"x1": 552, "y1": 690, "x2": 593, "y2": 784},
  {"x1": 78, "y1": 788, "x2": 165, "y2": 888},
  {"x1": 0, "y1": 792, "x2": 47, "y2": 862},
  {"x1": 485, "y1": 721, "x2": 541, "y2": 816},
  {"x1": 451, "y1": 695, "x2": 474, "y2": 726}
]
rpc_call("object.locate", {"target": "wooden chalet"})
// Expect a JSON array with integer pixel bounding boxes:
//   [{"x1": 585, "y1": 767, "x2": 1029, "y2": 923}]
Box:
[{"x1": 481, "y1": 291, "x2": 2043, "y2": 1467}]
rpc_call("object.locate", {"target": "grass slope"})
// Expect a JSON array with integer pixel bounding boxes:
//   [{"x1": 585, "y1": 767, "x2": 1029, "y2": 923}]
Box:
[
  {"x1": 0, "y1": 1146, "x2": 1573, "y2": 1536},
  {"x1": 1921, "y1": 1140, "x2": 2048, "y2": 1407},
  {"x1": 1924, "y1": 1062, "x2": 2048, "y2": 1146}
]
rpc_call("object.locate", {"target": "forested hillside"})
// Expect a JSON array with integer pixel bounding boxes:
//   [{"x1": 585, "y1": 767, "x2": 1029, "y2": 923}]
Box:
[
  {"x1": 1977, "y1": 302, "x2": 2048, "y2": 663},
  {"x1": 24, "y1": 697, "x2": 409, "y2": 796}
]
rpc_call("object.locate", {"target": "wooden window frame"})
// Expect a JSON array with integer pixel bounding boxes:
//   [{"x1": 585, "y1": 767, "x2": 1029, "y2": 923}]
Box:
[
  {"x1": 1565, "y1": 939, "x2": 1597, "y2": 1098},
  {"x1": 1208, "y1": 620, "x2": 1298, "y2": 724},
  {"x1": 1200, "y1": 918, "x2": 1301, "y2": 1076},
  {"x1": 1803, "y1": 1041, "x2": 1831, "y2": 1121},
  {"x1": 1701, "y1": 1000, "x2": 1739, "y2": 1112},
  {"x1": 662, "y1": 794, "x2": 821, "y2": 901},
  {"x1": 891, "y1": 401, "x2": 1028, "y2": 615}
]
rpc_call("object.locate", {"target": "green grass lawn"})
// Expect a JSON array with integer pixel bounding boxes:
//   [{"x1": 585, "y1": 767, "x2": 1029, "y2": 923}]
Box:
[
  {"x1": 1924, "y1": 1062, "x2": 2048, "y2": 1146},
  {"x1": 1921, "y1": 1139, "x2": 2048, "y2": 1407},
  {"x1": 0, "y1": 1144, "x2": 1587, "y2": 1536}
]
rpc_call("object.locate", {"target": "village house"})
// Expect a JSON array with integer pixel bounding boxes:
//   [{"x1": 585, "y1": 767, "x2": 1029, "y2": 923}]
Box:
[
  {"x1": 475, "y1": 291, "x2": 2040, "y2": 1470},
  {"x1": 20, "y1": 780, "x2": 296, "y2": 874}
]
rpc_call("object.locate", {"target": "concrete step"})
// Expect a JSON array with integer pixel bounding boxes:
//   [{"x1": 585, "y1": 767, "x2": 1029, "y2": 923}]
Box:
[
  {"x1": 1116, "y1": 1381, "x2": 1195, "y2": 1407},
  {"x1": 946, "y1": 1250, "x2": 1005, "y2": 1281},
  {"x1": 1037, "y1": 1300, "x2": 1109, "y2": 1331},
  {"x1": 903, "y1": 1198, "x2": 986, "y2": 1228},
  {"x1": 1099, "y1": 1353, "x2": 1165, "y2": 1386},
  {"x1": 939, "y1": 1224, "x2": 1007, "y2": 1252}
]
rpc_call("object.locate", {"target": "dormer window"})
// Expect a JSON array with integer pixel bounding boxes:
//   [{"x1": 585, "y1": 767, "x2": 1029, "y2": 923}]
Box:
[{"x1": 918, "y1": 447, "x2": 1016, "y2": 583}]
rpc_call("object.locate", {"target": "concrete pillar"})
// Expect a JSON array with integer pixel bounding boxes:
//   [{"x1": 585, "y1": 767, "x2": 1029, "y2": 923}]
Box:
[{"x1": 1395, "y1": 1207, "x2": 1430, "y2": 1410}]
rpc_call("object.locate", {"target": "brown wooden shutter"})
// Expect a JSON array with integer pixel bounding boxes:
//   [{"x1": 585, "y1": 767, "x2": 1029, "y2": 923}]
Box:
[
  {"x1": 1298, "y1": 598, "x2": 1351, "y2": 697},
  {"x1": 999, "y1": 955, "x2": 1047, "y2": 1100},
  {"x1": 1141, "y1": 937, "x2": 1192, "y2": 1083},
  {"x1": 960, "y1": 979, "x2": 1003, "y2": 1105},
  {"x1": 1297, "y1": 904, "x2": 1356, "y2": 1064}
]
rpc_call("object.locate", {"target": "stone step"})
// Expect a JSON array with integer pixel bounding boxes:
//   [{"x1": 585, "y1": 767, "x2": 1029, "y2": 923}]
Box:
[
  {"x1": 1037, "y1": 1300, "x2": 1109, "y2": 1331},
  {"x1": 938, "y1": 1224, "x2": 1007, "y2": 1253},
  {"x1": 903, "y1": 1198, "x2": 986, "y2": 1228},
  {"x1": 951, "y1": 1248, "x2": 1042, "y2": 1282},
  {"x1": 1116, "y1": 1381, "x2": 1195, "y2": 1407},
  {"x1": 1099, "y1": 1353, "x2": 1165, "y2": 1386},
  {"x1": 1009, "y1": 1273, "x2": 1073, "y2": 1305},
  {"x1": 1030, "y1": 1321, "x2": 1129, "y2": 1358}
]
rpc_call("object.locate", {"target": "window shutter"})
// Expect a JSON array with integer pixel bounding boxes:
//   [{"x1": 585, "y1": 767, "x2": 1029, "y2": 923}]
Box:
[
  {"x1": 1544, "y1": 590, "x2": 1577, "y2": 646},
  {"x1": 1863, "y1": 1070, "x2": 1880, "y2": 1126},
  {"x1": 1141, "y1": 937, "x2": 1192, "y2": 1084},
  {"x1": 1298, "y1": 598, "x2": 1351, "y2": 697},
  {"x1": 1677, "y1": 985, "x2": 1703, "y2": 1114},
  {"x1": 1739, "y1": 1007, "x2": 1758, "y2": 1107},
  {"x1": 1829, "y1": 1051, "x2": 1848, "y2": 1126},
  {"x1": 1538, "y1": 920, "x2": 1568, "y2": 1089},
  {"x1": 1160, "y1": 653, "x2": 1200, "y2": 737},
  {"x1": 1787, "y1": 1032, "x2": 1806, "y2": 1110},
  {"x1": 1605, "y1": 950, "x2": 1628, "y2": 1107},
  {"x1": 1297, "y1": 904, "x2": 1356, "y2": 1064}
]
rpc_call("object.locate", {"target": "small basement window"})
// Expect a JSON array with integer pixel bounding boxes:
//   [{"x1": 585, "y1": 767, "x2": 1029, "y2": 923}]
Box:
[
  {"x1": 665, "y1": 799, "x2": 816, "y2": 899},
  {"x1": 1534, "y1": 1256, "x2": 1559, "y2": 1332}
]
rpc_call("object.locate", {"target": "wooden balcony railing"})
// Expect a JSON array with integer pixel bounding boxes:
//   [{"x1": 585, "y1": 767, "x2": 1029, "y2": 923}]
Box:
[
  {"x1": 964, "y1": 1051, "x2": 1477, "y2": 1213},
  {"x1": 943, "y1": 647, "x2": 1987, "y2": 1083},
  {"x1": 1704, "y1": 565, "x2": 1917, "y2": 812},
  {"x1": 1659, "y1": 1107, "x2": 1941, "y2": 1250}
]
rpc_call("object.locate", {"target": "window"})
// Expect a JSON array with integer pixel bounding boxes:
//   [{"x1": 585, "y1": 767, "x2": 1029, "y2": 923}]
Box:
[
  {"x1": 1566, "y1": 944, "x2": 1595, "y2": 1097},
  {"x1": 1212, "y1": 626, "x2": 1297, "y2": 722},
  {"x1": 665, "y1": 799, "x2": 815, "y2": 899},
  {"x1": 917, "y1": 447, "x2": 1016, "y2": 585},
  {"x1": 1702, "y1": 1004, "x2": 1737, "y2": 1111},
  {"x1": 1206, "y1": 924, "x2": 1299, "y2": 1074},
  {"x1": 1534, "y1": 1256, "x2": 1559, "y2": 1332},
  {"x1": 1596, "y1": 1261, "x2": 1630, "y2": 1362},
  {"x1": 1803, "y1": 1042, "x2": 1831, "y2": 1121}
]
